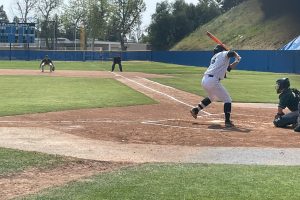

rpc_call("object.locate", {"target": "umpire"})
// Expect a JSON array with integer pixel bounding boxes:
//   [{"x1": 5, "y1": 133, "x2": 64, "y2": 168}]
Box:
[
  {"x1": 273, "y1": 78, "x2": 300, "y2": 132},
  {"x1": 111, "y1": 56, "x2": 123, "y2": 72}
]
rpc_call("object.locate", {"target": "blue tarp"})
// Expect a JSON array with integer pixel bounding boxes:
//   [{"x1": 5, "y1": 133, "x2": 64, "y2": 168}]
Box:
[{"x1": 280, "y1": 35, "x2": 300, "y2": 50}]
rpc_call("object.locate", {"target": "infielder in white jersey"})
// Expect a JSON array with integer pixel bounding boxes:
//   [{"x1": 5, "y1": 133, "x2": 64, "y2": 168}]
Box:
[{"x1": 190, "y1": 45, "x2": 241, "y2": 127}]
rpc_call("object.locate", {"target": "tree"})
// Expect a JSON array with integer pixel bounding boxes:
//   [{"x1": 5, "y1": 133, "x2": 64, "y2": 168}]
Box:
[
  {"x1": 215, "y1": 0, "x2": 246, "y2": 12},
  {"x1": 110, "y1": 0, "x2": 146, "y2": 50},
  {"x1": 61, "y1": 0, "x2": 110, "y2": 50},
  {"x1": 14, "y1": 0, "x2": 38, "y2": 23},
  {"x1": 260, "y1": 0, "x2": 300, "y2": 19},
  {"x1": 0, "y1": 5, "x2": 9, "y2": 23},
  {"x1": 198, "y1": 0, "x2": 221, "y2": 24},
  {"x1": 148, "y1": 0, "x2": 221, "y2": 50},
  {"x1": 129, "y1": 19, "x2": 144, "y2": 43},
  {"x1": 172, "y1": 0, "x2": 194, "y2": 44},
  {"x1": 86, "y1": 0, "x2": 110, "y2": 50},
  {"x1": 36, "y1": 0, "x2": 62, "y2": 49},
  {"x1": 148, "y1": 1, "x2": 174, "y2": 50},
  {"x1": 61, "y1": 0, "x2": 88, "y2": 48},
  {"x1": 13, "y1": 16, "x2": 20, "y2": 23}
]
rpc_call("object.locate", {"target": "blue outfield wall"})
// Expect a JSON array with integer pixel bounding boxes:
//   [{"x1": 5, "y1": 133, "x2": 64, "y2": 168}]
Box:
[
  {"x1": 153, "y1": 50, "x2": 300, "y2": 74},
  {"x1": 143, "y1": 50, "x2": 300, "y2": 74},
  {"x1": 0, "y1": 49, "x2": 299, "y2": 74}
]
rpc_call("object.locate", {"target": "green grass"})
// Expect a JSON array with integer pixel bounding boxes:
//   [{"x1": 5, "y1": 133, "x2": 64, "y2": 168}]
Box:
[
  {"x1": 1, "y1": 61, "x2": 300, "y2": 199},
  {"x1": 0, "y1": 147, "x2": 65, "y2": 175},
  {"x1": 0, "y1": 60, "x2": 112, "y2": 71},
  {"x1": 0, "y1": 76, "x2": 156, "y2": 116},
  {"x1": 24, "y1": 163, "x2": 300, "y2": 200},
  {"x1": 1, "y1": 61, "x2": 299, "y2": 103},
  {"x1": 0, "y1": 60, "x2": 202, "y2": 74},
  {"x1": 117, "y1": 61, "x2": 205, "y2": 74},
  {"x1": 152, "y1": 72, "x2": 300, "y2": 103}
]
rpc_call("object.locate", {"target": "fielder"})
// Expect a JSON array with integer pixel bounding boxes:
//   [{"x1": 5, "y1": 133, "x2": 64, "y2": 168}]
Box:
[
  {"x1": 40, "y1": 55, "x2": 55, "y2": 72},
  {"x1": 190, "y1": 44, "x2": 241, "y2": 127},
  {"x1": 273, "y1": 78, "x2": 300, "y2": 132}
]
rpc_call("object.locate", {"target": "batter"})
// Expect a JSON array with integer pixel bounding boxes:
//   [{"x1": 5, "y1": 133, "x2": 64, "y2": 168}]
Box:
[{"x1": 190, "y1": 44, "x2": 241, "y2": 127}]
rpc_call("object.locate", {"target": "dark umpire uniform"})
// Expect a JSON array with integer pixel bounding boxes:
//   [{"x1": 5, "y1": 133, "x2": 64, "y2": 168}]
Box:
[
  {"x1": 273, "y1": 78, "x2": 300, "y2": 130},
  {"x1": 111, "y1": 56, "x2": 122, "y2": 72}
]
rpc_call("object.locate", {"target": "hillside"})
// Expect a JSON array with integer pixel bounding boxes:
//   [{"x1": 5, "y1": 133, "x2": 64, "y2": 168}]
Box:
[{"x1": 172, "y1": 0, "x2": 300, "y2": 50}]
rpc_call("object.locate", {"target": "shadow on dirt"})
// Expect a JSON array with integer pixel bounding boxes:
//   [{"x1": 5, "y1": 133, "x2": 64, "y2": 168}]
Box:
[{"x1": 208, "y1": 124, "x2": 252, "y2": 133}]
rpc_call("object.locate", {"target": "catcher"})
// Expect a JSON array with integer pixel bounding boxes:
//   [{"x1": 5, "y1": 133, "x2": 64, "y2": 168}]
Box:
[
  {"x1": 273, "y1": 78, "x2": 300, "y2": 132},
  {"x1": 295, "y1": 104, "x2": 300, "y2": 132},
  {"x1": 40, "y1": 55, "x2": 55, "y2": 72}
]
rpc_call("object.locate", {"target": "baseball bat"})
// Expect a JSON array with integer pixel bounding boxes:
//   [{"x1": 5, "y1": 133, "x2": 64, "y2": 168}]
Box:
[{"x1": 206, "y1": 31, "x2": 230, "y2": 51}]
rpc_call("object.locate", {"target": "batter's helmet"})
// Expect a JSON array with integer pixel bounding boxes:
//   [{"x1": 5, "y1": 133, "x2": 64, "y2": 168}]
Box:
[
  {"x1": 276, "y1": 78, "x2": 290, "y2": 94},
  {"x1": 213, "y1": 44, "x2": 226, "y2": 55}
]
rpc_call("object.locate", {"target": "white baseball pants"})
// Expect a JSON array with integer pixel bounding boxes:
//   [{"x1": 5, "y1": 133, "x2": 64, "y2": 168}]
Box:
[{"x1": 201, "y1": 74, "x2": 232, "y2": 103}]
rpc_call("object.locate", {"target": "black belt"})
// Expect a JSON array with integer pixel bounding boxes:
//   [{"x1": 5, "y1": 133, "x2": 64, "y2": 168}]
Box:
[{"x1": 207, "y1": 74, "x2": 220, "y2": 80}]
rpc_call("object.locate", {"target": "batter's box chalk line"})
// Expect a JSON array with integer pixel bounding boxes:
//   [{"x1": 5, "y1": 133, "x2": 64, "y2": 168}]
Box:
[
  {"x1": 111, "y1": 72, "x2": 271, "y2": 132},
  {"x1": 142, "y1": 116, "x2": 253, "y2": 133}
]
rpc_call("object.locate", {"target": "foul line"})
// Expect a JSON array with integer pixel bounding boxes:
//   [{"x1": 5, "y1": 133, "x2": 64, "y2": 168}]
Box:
[
  {"x1": 0, "y1": 120, "x2": 137, "y2": 123},
  {"x1": 111, "y1": 72, "x2": 211, "y2": 116}
]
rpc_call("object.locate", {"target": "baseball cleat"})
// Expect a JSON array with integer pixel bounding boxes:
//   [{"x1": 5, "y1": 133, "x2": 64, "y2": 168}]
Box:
[
  {"x1": 190, "y1": 107, "x2": 199, "y2": 119},
  {"x1": 225, "y1": 120, "x2": 234, "y2": 128}
]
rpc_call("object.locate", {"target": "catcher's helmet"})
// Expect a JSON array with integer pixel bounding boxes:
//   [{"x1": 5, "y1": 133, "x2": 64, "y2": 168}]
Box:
[
  {"x1": 275, "y1": 78, "x2": 290, "y2": 94},
  {"x1": 213, "y1": 44, "x2": 226, "y2": 55}
]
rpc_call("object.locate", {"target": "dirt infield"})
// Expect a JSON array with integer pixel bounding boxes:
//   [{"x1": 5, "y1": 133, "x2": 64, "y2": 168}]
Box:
[
  {"x1": 0, "y1": 69, "x2": 298, "y2": 148},
  {"x1": 1, "y1": 69, "x2": 300, "y2": 199}
]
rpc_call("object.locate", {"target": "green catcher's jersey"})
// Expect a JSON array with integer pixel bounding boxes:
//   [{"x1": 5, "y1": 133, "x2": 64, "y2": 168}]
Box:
[{"x1": 278, "y1": 88, "x2": 300, "y2": 112}]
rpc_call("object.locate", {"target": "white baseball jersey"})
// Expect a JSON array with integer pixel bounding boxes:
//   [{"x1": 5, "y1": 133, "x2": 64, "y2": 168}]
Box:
[
  {"x1": 201, "y1": 51, "x2": 232, "y2": 103},
  {"x1": 204, "y1": 51, "x2": 230, "y2": 80}
]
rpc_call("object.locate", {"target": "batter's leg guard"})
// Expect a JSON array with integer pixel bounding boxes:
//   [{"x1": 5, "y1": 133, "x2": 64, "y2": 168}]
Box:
[
  {"x1": 190, "y1": 97, "x2": 211, "y2": 119},
  {"x1": 224, "y1": 102, "x2": 232, "y2": 123},
  {"x1": 198, "y1": 97, "x2": 211, "y2": 110}
]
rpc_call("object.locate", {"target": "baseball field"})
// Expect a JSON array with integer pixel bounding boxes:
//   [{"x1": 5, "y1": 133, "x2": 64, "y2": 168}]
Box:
[{"x1": 1, "y1": 60, "x2": 300, "y2": 199}]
